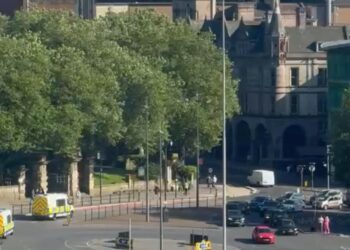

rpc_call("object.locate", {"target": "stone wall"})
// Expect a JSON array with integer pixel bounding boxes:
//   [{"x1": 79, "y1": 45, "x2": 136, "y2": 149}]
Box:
[{"x1": 0, "y1": 185, "x2": 25, "y2": 201}]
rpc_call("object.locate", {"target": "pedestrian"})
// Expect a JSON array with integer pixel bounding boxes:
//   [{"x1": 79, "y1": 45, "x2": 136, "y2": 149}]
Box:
[
  {"x1": 318, "y1": 215, "x2": 324, "y2": 233},
  {"x1": 323, "y1": 216, "x2": 330, "y2": 234},
  {"x1": 207, "y1": 175, "x2": 212, "y2": 188},
  {"x1": 76, "y1": 190, "x2": 81, "y2": 200},
  {"x1": 184, "y1": 181, "x2": 189, "y2": 195},
  {"x1": 212, "y1": 175, "x2": 217, "y2": 188}
]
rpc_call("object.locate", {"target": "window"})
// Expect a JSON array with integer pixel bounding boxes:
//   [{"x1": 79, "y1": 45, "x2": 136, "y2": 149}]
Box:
[
  {"x1": 56, "y1": 199, "x2": 66, "y2": 207},
  {"x1": 318, "y1": 68, "x2": 327, "y2": 86},
  {"x1": 290, "y1": 94, "x2": 298, "y2": 114},
  {"x1": 7, "y1": 215, "x2": 11, "y2": 224},
  {"x1": 271, "y1": 96, "x2": 275, "y2": 114},
  {"x1": 290, "y1": 68, "x2": 299, "y2": 86},
  {"x1": 317, "y1": 93, "x2": 327, "y2": 114},
  {"x1": 271, "y1": 69, "x2": 276, "y2": 86}
]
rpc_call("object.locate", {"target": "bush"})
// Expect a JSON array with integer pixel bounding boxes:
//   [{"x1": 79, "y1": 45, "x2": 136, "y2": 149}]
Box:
[{"x1": 149, "y1": 163, "x2": 160, "y2": 181}]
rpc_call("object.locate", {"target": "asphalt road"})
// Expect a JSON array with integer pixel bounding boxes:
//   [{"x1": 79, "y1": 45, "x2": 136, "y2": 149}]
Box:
[{"x1": 2, "y1": 217, "x2": 350, "y2": 250}]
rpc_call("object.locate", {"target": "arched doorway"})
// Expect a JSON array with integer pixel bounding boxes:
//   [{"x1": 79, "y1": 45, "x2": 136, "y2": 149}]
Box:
[
  {"x1": 254, "y1": 124, "x2": 269, "y2": 164},
  {"x1": 283, "y1": 125, "x2": 306, "y2": 158},
  {"x1": 235, "y1": 121, "x2": 251, "y2": 162}
]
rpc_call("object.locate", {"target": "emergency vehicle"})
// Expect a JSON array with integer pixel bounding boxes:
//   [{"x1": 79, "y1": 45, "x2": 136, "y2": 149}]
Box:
[{"x1": 0, "y1": 209, "x2": 14, "y2": 239}]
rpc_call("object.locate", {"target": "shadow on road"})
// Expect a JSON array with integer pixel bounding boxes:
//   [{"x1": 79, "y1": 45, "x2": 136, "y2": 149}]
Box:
[
  {"x1": 13, "y1": 214, "x2": 35, "y2": 221},
  {"x1": 234, "y1": 238, "x2": 255, "y2": 245}
]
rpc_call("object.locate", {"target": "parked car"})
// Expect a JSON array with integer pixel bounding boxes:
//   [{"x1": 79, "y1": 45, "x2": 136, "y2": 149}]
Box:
[
  {"x1": 269, "y1": 209, "x2": 290, "y2": 227},
  {"x1": 310, "y1": 189, "x2": 343, "y2": 206},
  {"x1": 345, "y1": 190, "x2": 350, "y2": 206},
  {"x1": 247, "y1": 170, "x2": 275, "y2": 187},
  {"x1": 316, "y1": 195, "x2": 343, "y2": 210},
  {"x1": 227, "y1": 210, "x2": 245, "y2": 227},
  {"x1": 251, "y1": 226, "x2": 276, "y2": 244},
  {"x1": 262, "y1": 208, "x2": 280, "y2": 224},
  {"x1": 279, "y1": 199, "x2": 305, "y2": 212},
  {"x1": 277, "y1": 192, "x2": 305, "y2": 203},
  {"x1": 259, "y1": 200, "x2": 280, "y2": 216},
  {"x1": 276, "y1": 219, "x2": 298, "y2": 236},
  {"x1": 250, "y1": 196, "x2": 272, "y2": 212},
  {"x1": 226, "y1": 201, "x2": 250, "y2": 214}
]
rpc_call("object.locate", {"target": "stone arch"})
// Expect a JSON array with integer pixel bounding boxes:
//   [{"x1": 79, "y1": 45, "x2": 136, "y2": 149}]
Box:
[
  {"x1": 282, "y1": 125, "x2": 306, "y2": 159},
  {"x1": 235, "y1": 121, "x2": 251, "y2": 162},
  {"x1": 253, "y1": 124, "x2": 270, "y2": 163}
]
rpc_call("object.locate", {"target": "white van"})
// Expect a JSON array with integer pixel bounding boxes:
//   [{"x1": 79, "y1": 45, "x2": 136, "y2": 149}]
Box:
[{"x1": 247, "y1": 170, "x2": 275, "y2": 187}]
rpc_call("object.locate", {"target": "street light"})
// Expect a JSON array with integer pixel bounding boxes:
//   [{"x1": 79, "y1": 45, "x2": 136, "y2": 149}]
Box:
[
  {"x1": 297, "y1": 165, "x2": 306, "y2": 190},
  {"x1": 196, "y1": 92, "x2": 200, "y2": 208},
  {"x1": 222, "y1": 0, "x2": 227, "y2": 248},
  {"x1": 309, "y1": 162, "x2": 316, "y2": 191},
  {"x1": 145, "y1": 100, "x2": 150, "y2": 222},
  {"x1": 159, "y1": 129, "x2": 164, "y2": 250}
]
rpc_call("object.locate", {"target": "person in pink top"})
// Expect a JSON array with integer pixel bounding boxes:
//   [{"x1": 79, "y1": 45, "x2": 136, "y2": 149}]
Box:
[{"x1": 323, "y1": 216, "x2": 330, "y2": 234}]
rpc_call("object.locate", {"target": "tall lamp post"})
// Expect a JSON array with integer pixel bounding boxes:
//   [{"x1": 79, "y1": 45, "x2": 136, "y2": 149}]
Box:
[
  {"x1": 196, "y1": 92, "x2": 200, "y2": 208},
  {"x1": 222, "y1": 0, "x2": 227, "y2": 248},
  {"x1": 145, "y1": 100, "x2": 150, "y2": 222},
  {"x1": 297, "y1": 165, "x2": 306, "y2": 191},
  {"x1": 309, "y1": 163, "x2": 316, "y2": 191},
  {"x1": 159, "y1": 130, "x2": 164, "y2": 250}
]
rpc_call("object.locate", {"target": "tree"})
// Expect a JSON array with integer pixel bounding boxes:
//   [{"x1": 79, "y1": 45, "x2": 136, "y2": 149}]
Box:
[{"x1": 103, "y1": 10, "x2": 239, "y2": 155}]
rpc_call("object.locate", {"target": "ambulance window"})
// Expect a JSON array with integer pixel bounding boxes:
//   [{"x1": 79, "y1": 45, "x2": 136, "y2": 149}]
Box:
[
  {"x1": 56, "y1": 199, "x2": 66, "y2": 207},
  {"x1": 7, "y1": 215, "x2": 11, "y2": 223}
]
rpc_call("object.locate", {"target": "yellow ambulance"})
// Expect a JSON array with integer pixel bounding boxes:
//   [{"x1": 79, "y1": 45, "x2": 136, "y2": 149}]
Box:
[
  {"x1": 0, "y1": 208, "x2": 14, "y2": 239},
  {"x1": 32, "y1": 193, "x2": 74, "y2": 220}
]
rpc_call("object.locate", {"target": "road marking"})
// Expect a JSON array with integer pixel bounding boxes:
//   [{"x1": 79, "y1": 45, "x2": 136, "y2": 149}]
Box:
[{"x1": 64, "y1": 240, "x2": 79, "y2": 250}]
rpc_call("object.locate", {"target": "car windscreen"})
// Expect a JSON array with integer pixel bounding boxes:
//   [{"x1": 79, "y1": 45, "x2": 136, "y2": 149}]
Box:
[
  {"x1": 228, "y1": 210, "x2": 242, "y2": 216},
  {"x1": 257, "y1": 228, "x2": 271, "y2": 233}
]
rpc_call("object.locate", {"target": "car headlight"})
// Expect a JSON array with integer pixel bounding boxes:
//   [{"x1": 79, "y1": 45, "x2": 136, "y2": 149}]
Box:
[{"x1": 228, "y1": 218, "x2": 232, "y2": 221}]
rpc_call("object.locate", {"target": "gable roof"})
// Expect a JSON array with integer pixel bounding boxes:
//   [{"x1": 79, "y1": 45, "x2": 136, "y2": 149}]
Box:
[{"x1": 286, "y1": 26, "x2": 347, "y2": 53}]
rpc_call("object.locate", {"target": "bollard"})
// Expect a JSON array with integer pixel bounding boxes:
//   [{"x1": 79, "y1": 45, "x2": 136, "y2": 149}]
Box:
[
  {"x1": 119, "y1": 204, "x2": 121, "y2": 216},
  {"x1": 133, "y1": 202, "x2": 136, "y2": 214},
  {"x1": 21, "y1": 204, "x2": 23, "y2": 214},
  {"x1": 12, "y1": 205, "x2": 14, "y2": 216},
  {"x1": 181, "y1": 198, "x2": 183, "y2": 208},
  {"x1": 138, "y1": 191, "x2": 140, "y2": 201},
  {"x1": 81, "y1": 198, "x2": 84, "y2": 206},
  {"x1": 127, "y1": 203, "x2": 129, "y2": 215},
  {"x1": 173, "y1": 199, "x2": 175, "y2": 209},
  {"x1": 188, "y1": 197, "x2": 191, "y2": 208},
  {"x1": 90, "y1": 196, "x2": 93, "y2": 206},
  {"x1": 109, "y1": 194, "x2": 112, "y2": 204},
  {"x1": 119, "y1": 191, "x2": 121, "y2": 203},
  {"x1": 214, "y1": 196, "x2": 217, "y2": 207},
  {"x1": 85, "y1": 210, "x2": 87, "y2": 221}
]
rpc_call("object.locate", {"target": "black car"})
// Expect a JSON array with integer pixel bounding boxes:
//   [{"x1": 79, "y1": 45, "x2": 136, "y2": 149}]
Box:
[
  {"x1": 276, "y1": 219, "x2": 298, "y2": 235},
  {"x1": 269, "y1": 209, "x2": 290, "y2": 227},
  {"x1": 226, "y1": 201, "x2": 250, "y2": 214},
  {"x1": 262, "y1": 208, "x2": 278, "y2": 224},
  {"x1": 227, "y1": 210, "x2": 245, "y2": 227},
  {"x1": 250, "y1": 196, "x2": 272, "y2": 212}
]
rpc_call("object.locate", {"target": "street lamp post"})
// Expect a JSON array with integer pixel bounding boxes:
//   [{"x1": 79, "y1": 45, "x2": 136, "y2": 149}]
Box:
[
  {"x1": 297, "y1": 165, "x2": 306, "y2": 190},
  {"x1": 309, "y1": 163, "x2": 316, "y2": 191},
  {"x1": 159, "y1": 130, "x2": 164, "y2": 250},
  {"x1": 145, "y1": 100, "x2": 150, "y2": 222},
  {"x1": 326, "y1": 145, "x2": 331, "y2": 189},
  {"x1": 196, "y1": 92, "x2": 200, "y2": 208}
]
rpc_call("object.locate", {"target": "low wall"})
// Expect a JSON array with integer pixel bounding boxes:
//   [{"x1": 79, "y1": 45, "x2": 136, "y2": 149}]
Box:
[
  {"x1": 92, "y1": 180, "x2": 156, "y2": 196},
  {"x1": 0, "y1": 185, "x2": 25, "y2": 201}
]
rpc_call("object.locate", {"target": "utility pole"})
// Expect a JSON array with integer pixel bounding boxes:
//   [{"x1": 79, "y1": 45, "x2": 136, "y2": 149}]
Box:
[
  {"x1": 196, "y1": 92, "x2": 200, "y2": 208},
  {"x1": 159, "y1": 130, "x2": 163, "y2": 250},
  {"x1": 222, "y1": 0, "x2": 227, "y2": 247},
  {"x1": 145, "y1": 100, "x2": 150, "y2": 222},
  {"x1": 326, "y1": 145, "x2": 331, "y2": 189}
]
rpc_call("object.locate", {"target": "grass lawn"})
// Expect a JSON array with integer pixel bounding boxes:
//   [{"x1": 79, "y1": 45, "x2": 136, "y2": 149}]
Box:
[{"x1": 93, "y1": 168, "x2": 130, "y2": 185}]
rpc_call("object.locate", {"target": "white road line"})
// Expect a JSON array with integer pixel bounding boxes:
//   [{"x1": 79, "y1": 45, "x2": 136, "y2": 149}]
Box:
[{"x1": 64, "y1": 240, "x2": 78, "y2": 250}]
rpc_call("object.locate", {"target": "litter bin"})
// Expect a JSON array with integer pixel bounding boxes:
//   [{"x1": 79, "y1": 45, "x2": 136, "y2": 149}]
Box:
[{"x1": 163, "y1": 207, "x2": 169, "y2": 222}]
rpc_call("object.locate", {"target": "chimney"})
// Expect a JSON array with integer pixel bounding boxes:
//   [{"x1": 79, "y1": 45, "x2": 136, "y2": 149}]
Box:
[
  {"x1": 210, "y1": 0, "x2": 216, "y2": 19},
  {"x1": 297, "y1": 4, "x2": 306, "y2": 29},
  {"x1": 326, "y1": 0, "x2": 332, "y2": 26}
]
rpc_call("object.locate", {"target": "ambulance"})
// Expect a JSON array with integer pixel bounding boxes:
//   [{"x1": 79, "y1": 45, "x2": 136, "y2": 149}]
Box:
[
  {"x1": 0, "y1": 208, "x2": 14, "y2": 239},
  {"x1": 32, "y1": 193, "x2": 74, "y2": 220}
]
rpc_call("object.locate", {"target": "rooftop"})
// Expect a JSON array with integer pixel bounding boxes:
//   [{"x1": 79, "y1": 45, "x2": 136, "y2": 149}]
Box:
[{"x1": 321, "y1": 40, "x2": 350, "y2": 50}]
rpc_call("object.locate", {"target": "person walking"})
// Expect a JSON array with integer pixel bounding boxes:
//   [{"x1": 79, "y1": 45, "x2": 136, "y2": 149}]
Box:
[
  {"x1": 212, "y1": 175, "x2": 217, "y2": 188},
  {"x1": 206, "y1": 175, "x2": 212, "y2": 188},
  {"x1": 184, "y1": 181, "x2": 189, "y2": 195},
  {"x1": 318, "y1": 215, "x2": 324, "y2": 233},
  {"x1": 324, "y1": 216, "x2": 330, "y2": 234}
]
